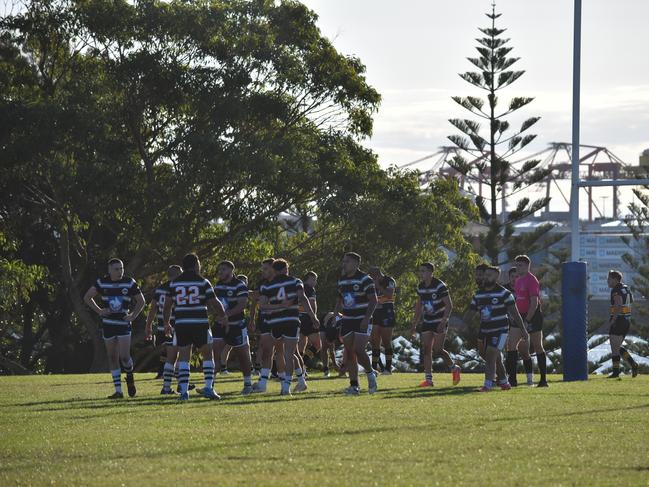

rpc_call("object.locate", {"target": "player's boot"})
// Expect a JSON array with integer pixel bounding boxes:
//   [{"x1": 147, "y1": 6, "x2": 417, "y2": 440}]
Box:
[
  {"x1": 537, "y1": 380, "x2": 549, "y2": 387},
  {"x1": 344, "y1": 385, "x2": 360, "y2": 396},
  {"x1": 203, "y1": 388, "x2": 221, "y2": 400},
  {"x1": 293, "y1": 381, "x2": 308, "y2": 393},
  {"x1": 125, "y1": 373, "x2": 136, "y2": 398},
  {"x1": 179, "y1": 392, "x2": 189, "y2": 401},
  {"x1": 381, "y1": 369, "x2": 392, "y2": 376},
  {"x1": 478, "y1": 385, "x2": 492, "y2": 392},
  {"x1": 452, "y1": 365, "x2": 461, "y2": 385},
  {"x1": 252, "y1": 381, "x2": 267, "y2": 393},
  {"x1": 323, "y1": 369, "x2": 331, "y2": 378},
  {"x1": 499, "y1": 382, "x2": 512, "y2": 391},
  {"x1": 418, "y1": 379, "x2": 434, "y2": 388},
  {"x1": 160, "y1": 387, "x2": 176, "y2": 396},
  {"x1": 107, "y1": 392, "x2": 124, "y2": 399},
  {"x1": 241, "y1": 384, "x2": 254, "y2": 396}
]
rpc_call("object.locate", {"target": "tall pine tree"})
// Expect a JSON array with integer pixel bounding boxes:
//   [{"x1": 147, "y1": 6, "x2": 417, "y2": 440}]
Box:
[{"x1": 448, "y1": 3, "x2": 552, "y2": 264}]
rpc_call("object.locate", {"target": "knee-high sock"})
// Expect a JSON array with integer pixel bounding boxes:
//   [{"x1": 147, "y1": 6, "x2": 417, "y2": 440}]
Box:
[
  {"x1": 177, "y1": 361, "x2": 190, "y2": 394},
  {"x1": 506, "y1": 350, "x2": 518, "y2": 384},
  {"x1": 612, "y1": 355, "x2": 621, "y2": 374},
  {"x1": 203, "y1": 360, "x2": 215, "y2": 389},
  {"x1": 121, "y1": 357, "x2": 134, "y2": 375},
  {"x1": 385, "y1": 347, "x2": 393, "y2": 371},
  {"x1": 163, "y1": 362, "x2": 174, "y2": 391},
  {"x1": 372, "y1": 348, "x2": 381, "y2": 370},
  {"x1": 111, "y1": 369, "x2": 122, "y2": 393},
  {"x1": 536, "y1": 353, "x2": 547, "y2": 382},
  {"x1": 620, "y1": 347, "x2": 637, "y2": 367}
]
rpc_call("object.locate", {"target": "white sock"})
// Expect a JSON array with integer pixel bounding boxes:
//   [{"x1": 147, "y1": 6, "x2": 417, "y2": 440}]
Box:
[
  {"x1": 484, "y1": 379, "x2": 494, "y2": 388},
  {"x1": 203, "y1": 360, "x2": 215, "y2": 389},
  {"x1": 243, "y1": 375, "x2": 252, "y2": 387},
  {"x1": 178, "y1": 361, "x2": 190, "y2": 394},
  {"x1": 279, "y1": 372, "x2": 286, "y2": 381},
  {"x1": 260, "y1": 368, "x2": 270, "y2": 384},
  {"x1": 527, "y1": 373, "x2": 533, "y2": 382}
]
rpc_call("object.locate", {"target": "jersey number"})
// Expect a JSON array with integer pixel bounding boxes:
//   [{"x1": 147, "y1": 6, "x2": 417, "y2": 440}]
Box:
[
  {"x1": 276, "y1": 287, "x2": 286, "y2": 301},
  {"x1": 176, "y1": 286, "x2": 199, "y2": 305}
]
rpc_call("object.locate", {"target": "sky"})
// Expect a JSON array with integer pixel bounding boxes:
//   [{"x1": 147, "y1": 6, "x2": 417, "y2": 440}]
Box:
[{"x1": 302, "y1": 0, "x2": 649, "y2": 217}]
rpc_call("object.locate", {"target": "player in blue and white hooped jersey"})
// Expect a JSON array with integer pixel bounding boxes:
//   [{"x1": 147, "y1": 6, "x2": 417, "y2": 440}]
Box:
[
  {"x1": 84, "y1": 258, "x2": 145, "y2": 399},
  {"x1": 368, "y1": 266, "x2": 396, "y2": 375},
  {"x1": 467, "y1": 265, "x2": 528, "y2": 392},
  {"x1": 144, "y1": 265, "x2": 183, "y2": 394},
  {"x1": 162, "y1": 253, "x2": 228, "y2": 401},
  {"x1": 212, "y1": 260, "x2": 254, "y2": 395},
  {"x1": 251, "y1": 259, "x2": 276, "y2": 392},
  {"x1": 410, "y1": 262, "x2": 461, "y2": 388},
  {"x1": 335, "y1": 252, "x2": 378, "y2": 395},
  {"x1": 258, "y1": 259, "x2": 319, "y2": 395}
]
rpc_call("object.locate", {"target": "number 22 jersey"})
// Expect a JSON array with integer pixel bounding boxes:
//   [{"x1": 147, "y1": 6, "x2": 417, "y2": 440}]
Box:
[{"x1": 164, "y1": 270, "x2": 216, "y2": 327}]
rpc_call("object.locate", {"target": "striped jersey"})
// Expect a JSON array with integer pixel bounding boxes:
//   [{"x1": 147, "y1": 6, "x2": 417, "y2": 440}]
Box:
[
  {"x1": 337, "y1": 271, "x2": 376, "y2": 320},
  {"x1": 215, "y1": 277, "x2": 249, "y2": 325},
  {"x1": 153, "y1": 281, "x2": 174, "y2": 331},
  {"x1": 299, "y1": 284, "x2": 316, "y2": 315},
  {"x1": 259, "y1": 275, "x2": 304, "y2": 327},
  {"x1": 376, "y1": 275, "x2": 396, "y2": 309},
  {"x1": 94, "y1": 276, "x2": 141, "y2": 327},
  {"x1": 610, "y1": 283, "x2": 633, "y2": 317},
  {"x1": 254, "y1": 279, "x2": 269, "y2": 322},
  {"x1": 164, "y1": 270, "x2": 215, "y2": 327},
  {"x1": 417, "y1": 278, "x2": 449, "y2": 326},
  {"x1": 470, "y1": 285, "x2": 515, "y2": 334}
]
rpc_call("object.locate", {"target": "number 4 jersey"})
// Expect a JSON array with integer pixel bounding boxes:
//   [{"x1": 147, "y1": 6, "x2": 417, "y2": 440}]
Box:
[{"x1": 164, "y1": 270, "x2": 216, "y2": 327}]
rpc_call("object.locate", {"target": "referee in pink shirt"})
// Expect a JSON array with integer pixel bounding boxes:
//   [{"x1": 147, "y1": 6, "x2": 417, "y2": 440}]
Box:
[{"x1": 513, "y1": 255, "x2": 548, "y2": 387}]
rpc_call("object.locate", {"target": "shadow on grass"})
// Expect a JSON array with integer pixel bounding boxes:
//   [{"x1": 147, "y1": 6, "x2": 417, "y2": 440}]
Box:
[
  {"x1": 380, "y1": 385, "x2": 479, "y2": 399},
  {"x1": 491, "y1": 402, "x2": 649, "y2": 422}
]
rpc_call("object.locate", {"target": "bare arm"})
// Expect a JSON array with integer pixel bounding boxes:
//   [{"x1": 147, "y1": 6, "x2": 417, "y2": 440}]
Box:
[
  {"x1": 525, "y1": 296, "x2": 539, "y2": 322},
  {"x1": 334, "y1": 297, "x2": 342, "y2": 317},
  {"x1": 163, "y1": 296, "x2": 173, "y2": 336},
  {"x1": 363, "y1": 294, "x2": 378, "y2": 323},
  {"x1": 83, "y1": 287, "x2": 107, "y2": 316},
  {"x1": 298, "y1": 289, "x2": 319, "y2": 326},
  {"x1": 411, "y1": 297, "x2": 423, "y2": 336},
  {"x1": 610, "y1": 294, "x2": 623, "y2": 323},
  {"x1": 507, "y1": 304, "x2": 529, "y2": 340},
  {"x1": 144, "y1": 300, "x2": 157, "y2": 338}
]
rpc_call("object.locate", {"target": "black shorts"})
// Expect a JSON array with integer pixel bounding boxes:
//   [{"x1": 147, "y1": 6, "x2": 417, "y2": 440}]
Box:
[
  {"x1": 420, "y1": 321, "x2": 447, "y2": 334},
  {"x1": 525, "y1": 309, "x2": 544, "y2": 333},
  {"x1": 341, "y1": 318, "x2": 371, "y2": 338},
  {"x1": 258, "y1": 315, "x2": 272, "y2": 335},
  {"x1": 373, "y1": 306, "x2": 395, "y2": 327},
  {"x1": 173, "y1": 325, "x2": 212, "y2": 348},
  {"x1": 272, "y1": 321, "x2": 300, "y2": 340},
  {"x1": 213, "y1": 323, "x2": 249, "y2": 348},
  {"x1": 299, "y1": 314, "x2": 318, "y2": 336},
  {"x1": 609, "y1": 316, "x2": 631, "y2": 337},
  {"x1": 102, "y1": 324, "x2": 131, "y2": 340},
  {"x1": 480, "y1": 331, "x2": 508, "y2": 351},
  {"x1": 156, "y1": 329, "x2": 174, "y2": 347}
]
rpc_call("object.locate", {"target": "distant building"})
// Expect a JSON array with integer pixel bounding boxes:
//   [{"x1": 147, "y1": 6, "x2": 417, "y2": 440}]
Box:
[{"x1": 641, "y1": 148, "x2": 649, "y2": 168}]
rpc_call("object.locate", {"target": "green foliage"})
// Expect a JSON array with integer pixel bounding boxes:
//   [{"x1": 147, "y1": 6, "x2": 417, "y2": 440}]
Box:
[{"x1": 447, "y1": 4, "x2": 551, "y2": 264}]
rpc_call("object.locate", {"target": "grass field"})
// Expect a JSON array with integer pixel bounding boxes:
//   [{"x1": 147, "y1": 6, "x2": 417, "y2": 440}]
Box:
[{"x1": 1, "y1": 372, "x2": 648, "y2": 486}]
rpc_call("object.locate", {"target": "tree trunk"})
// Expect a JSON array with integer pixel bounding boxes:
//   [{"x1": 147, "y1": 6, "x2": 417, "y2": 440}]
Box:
[
  {"x1": 0, "y1": 353, "x2": 32, "y2": 375},
  {"x1": 58, "y1": 223, "x2": 107, "y2": 372}
]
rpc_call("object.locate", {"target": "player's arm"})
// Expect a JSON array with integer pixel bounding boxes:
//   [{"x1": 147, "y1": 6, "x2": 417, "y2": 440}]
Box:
[
  {"x1": 144, "y1": 299, "x2": 157, "y2": 340},
  {"x1": 438, "y1": 293, "x2": 453, "y2": 333},
  {"x1": 411, "y1": 297, "x2": 423, "y2": 337},
  {"x1": 227, "y1": 296, "x2": 248, "y2": 318},
  {"x1": 507, "y1": 303, "x2": 529, "y2": 341},
  {"x1": 361, "y1": 292, "x2": 378, "y2": 331},
  {"x1": 383, "y1": 282, "x2": 395, "y2": 300},
  {"x1": 249, "y1": 290, "x2": 259, "y2": 323},
  {"x1": 525, "y1": 296, "x2": 539, "y2": 322},
  {"x1": 163, "y1": 295, "x2": 174, "y2": 336},
  {"x1": 334, "y1": 296, "x2": 342, "y2": 317},
  {"x1": 124, "y1": 292, "x2": 145, "y2": 322},
  {"x1": 298, "y1": 289, "x2": 319, "y2": 327},
  {"x1": 83, "y1": 286, "x2": 108, "y2": 316}
]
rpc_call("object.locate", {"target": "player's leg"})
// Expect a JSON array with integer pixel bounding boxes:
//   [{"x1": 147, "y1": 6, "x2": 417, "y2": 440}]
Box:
[
  {"x1": 117, "y1": 334, "x2": 136, "y2": 397},
  {"x1": 230, "y1": 326, "x2": 253, "y2": 394},
  {"x1": 303, "y1": 332, "x2": 322, "y2": 370},
  {"x1": 219, "y1": 344, "x2": 232, "y2": 375},
  {"x1": 104, "y1": 334, "x2": 122, "y2": 398},
  {"x1": 209, "y1": 337, "x2": 225, "y2": 394},
  {"x1": 370, "y1": 319, "x2": 382, "y2": 373},
  {"x1": 199, "y1": 340, "x2": 218, "y2": 399},
  {"x1": 275, "y1": 339, "x2": 286, "y2": 382},
  {"x1": 505, "y1": 327, "x2": 522, "y2": 386},
  {"x1": 254, "y1": 332, "x2": 274, "y2": 392},
  {"x1": 161, "y1": 340, "x2": 177, "y2": 394},
  {"x1": 176, "y1": 343, "x2": 193, "y2": 399},
  {"x1": 609, "y1": 333, "x2": 624, "y2": 378},
  {"x1": 353, "y1": 330, "x2": 377, "y2": 393},
  {"x1": 420, "y1": 330, "x2": 434, "y2": 386},
  {"x1": 319, "y1": 332, "x2": 330, "y2": 376},
  {"x1": 380, "y1": 325, "x2": 393, "y2": 375},
  {"x1": 342, "y1": 330, "x2": 359, "y2": 393},
  {"x1": 517, "y1": 337, "x2": 534, "y2": 385},
  {"x1": 282, "y1": 336, "x2": 299, "y2": 395},
  {"x1": 530, "y1": 331, "x2": 548, "y2": 387},
  {"x1": 480, "y1": 342, "x2": 499, "y2": 391}
]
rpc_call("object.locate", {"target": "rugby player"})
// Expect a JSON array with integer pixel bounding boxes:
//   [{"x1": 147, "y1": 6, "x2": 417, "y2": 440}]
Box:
[
  {"x1": 368, "y1": 267, "x2": 396, "y2": 375},
  {"x1": 607, "y1": 270, "x2": 639, "y2": 379}
]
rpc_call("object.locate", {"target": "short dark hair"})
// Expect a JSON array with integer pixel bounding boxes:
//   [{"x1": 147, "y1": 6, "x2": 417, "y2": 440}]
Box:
[
  {"x1": 272, "y1": 259, "x2": 289, "y2": 272},
  {"x1": 475, "y1": 263, "x2": 489, "y2": 272},
  {"x1": 182, "y1": 253, "x2": 199, "y2": 270},
  {"x1": 237, "y1": 274, "x2": 248, "y2": 284},
  {"x1": 344, "y1": 252, "x2": 361, "y2": 263},
  {"x1": 420, "y1": 262, "x2": 435, "y2": 272},
  {"x1": 218, "y1": 260, "x2": 235, "y2": 270},
  {"x1": 514, "y1": 255, "x2": 531, "y2": 264},
  {"x1": 608, "y1": 270, "x2": 622, "y2": 282},
  {"x1": 167, "y1": 265, "x2": 182, "y2": 278},
  {"x1": 107, "y1": 258, "x2": 122, "y2": 267},
  {"x1": 262, "y1": 258, "x2": 275, "y2": 265},
  {"x1": 486, "y1": 265, "x2": 501, "y2": 275},
  {"x1": 508, "y1": 267, "x2": 517, "y2": 275},
  {"x1": 304, "y1": 271, "x2": 318, "y2": 281}
]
